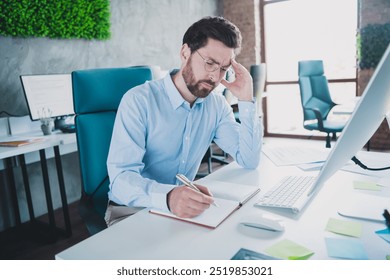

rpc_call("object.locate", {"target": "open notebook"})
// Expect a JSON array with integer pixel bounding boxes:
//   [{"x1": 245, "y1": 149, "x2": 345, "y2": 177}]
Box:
[{"x1": 149, "y1": 179, "x2": 260, "y2": 229}]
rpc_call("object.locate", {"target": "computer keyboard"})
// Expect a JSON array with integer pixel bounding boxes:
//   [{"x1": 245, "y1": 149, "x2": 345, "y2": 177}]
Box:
[{"x1": 255, "y1": 175, "x2": 316, "y2": 214}]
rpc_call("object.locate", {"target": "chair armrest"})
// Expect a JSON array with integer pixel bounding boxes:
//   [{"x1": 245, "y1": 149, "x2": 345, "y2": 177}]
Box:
[{"x1": 304, "y1": 107, "x2": 325, "y2": 130}]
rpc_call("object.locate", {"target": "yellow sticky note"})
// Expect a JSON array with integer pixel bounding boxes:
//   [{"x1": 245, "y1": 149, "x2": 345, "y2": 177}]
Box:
[
  {"x1": 264, "y1": 239, "x2": 314, "y2": 260},
  {"x1": 353, "y1": 180, "x2": 381, "y2": 191},
  {"x1": 326, "y1": 218, "x2": 362, "y2": 237}
]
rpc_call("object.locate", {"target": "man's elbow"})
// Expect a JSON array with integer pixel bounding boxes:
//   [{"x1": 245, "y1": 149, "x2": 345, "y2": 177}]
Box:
[{"x1": 238, "y1": 153, "x2": 260, "y2": 169}]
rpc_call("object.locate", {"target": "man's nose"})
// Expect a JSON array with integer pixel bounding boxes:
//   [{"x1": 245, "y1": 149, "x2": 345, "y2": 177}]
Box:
[{"x1": 208, "y1": 70, "x2": 219, "y2": 82}]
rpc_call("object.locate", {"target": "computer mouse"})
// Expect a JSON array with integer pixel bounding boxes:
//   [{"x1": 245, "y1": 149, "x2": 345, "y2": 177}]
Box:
[{"x1": 240, "y1": 216, "x2": 285, "y2": 232}]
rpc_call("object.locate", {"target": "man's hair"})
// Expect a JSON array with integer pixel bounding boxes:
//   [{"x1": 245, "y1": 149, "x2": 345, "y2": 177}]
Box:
[{"x1": 182, "y1": 16, "x2": 242, "y2": 55}]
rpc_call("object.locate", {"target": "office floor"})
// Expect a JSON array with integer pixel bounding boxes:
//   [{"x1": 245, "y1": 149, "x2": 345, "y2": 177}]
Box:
[{"x1": 0, "y1": 144, "x2": 233, "y2": 260}]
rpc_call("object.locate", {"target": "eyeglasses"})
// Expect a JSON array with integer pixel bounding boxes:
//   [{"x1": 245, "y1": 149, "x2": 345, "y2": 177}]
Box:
[{"x1": 196, "y1": 50, "x2": 231, "y2": 73}]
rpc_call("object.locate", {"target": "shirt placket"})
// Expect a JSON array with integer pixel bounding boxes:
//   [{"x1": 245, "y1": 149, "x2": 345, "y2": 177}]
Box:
[{"x1": 177, "y1": 102, "x2": 193, "y2": 178}]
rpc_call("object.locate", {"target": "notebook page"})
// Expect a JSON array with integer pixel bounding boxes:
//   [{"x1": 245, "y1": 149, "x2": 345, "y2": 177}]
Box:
[
  {"x1": 195, "y1": 179, "x2": 260, "y2": 203},
  {"x1": 150, "y1": 198, "x2": 239, "y2": 229}
]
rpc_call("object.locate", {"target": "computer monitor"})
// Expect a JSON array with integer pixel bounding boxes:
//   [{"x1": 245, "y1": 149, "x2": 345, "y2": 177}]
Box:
[
  {"x1": 20, "y1": 74, "x2": 74, "y2": 121},
  {"x1": 309, "y1": 43, "x2": 390, "y2": 196}
]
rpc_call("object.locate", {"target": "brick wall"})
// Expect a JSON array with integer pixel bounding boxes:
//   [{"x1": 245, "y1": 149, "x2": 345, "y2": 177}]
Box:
[
  {"x1": 360, "y1": 0, "x2": 390, "y2": 26},
  {"x1": 223, "y1": 0, "x2": 260, "y2": 70}
]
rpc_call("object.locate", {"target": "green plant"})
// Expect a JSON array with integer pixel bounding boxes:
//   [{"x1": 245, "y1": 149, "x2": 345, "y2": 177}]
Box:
[
  {"x1": 0, "y1": 0, "x2": 110, "y2": 40},
  {"x1": 358, "y1": 22, "x2": 390, "y2": 69}
]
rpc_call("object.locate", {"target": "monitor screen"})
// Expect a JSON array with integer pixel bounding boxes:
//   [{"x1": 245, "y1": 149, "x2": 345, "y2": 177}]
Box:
[
  {"x1": 309, "y1": 43, "x2": 390, "y2": 195},
  {"x1": 20, "y1": 74, "x2": 74, "y2": 121}
]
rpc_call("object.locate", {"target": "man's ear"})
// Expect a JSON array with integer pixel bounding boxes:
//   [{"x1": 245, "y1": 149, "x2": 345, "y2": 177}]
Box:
[{"x1": 180, "y1": 44, "x2": 191, "y2": 62}]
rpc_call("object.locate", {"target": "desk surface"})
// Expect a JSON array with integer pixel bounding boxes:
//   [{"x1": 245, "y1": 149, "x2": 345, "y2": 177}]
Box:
[
  {"x1": 56, "y1": 138, "x2": 390, "y2": 260},
  {"x1": 0, "y1": 131, "x2": 76, "y2": 159}
]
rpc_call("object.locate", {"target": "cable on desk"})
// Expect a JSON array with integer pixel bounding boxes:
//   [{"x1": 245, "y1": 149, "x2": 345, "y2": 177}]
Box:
[{"x1": 351, "y1": 156, "x2": 390, "y2": 171}]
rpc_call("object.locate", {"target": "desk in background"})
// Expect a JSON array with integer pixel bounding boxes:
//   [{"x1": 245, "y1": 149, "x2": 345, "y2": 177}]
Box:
[
  {"x1": 0, "y1": 131, "x2": 76, "y2": 238},
  {"x1": 56, "y1": 138, "x2": 390, "y2": 260}
]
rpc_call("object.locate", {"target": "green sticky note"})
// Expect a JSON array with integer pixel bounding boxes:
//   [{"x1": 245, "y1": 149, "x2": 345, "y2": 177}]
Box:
[
  {"x1": 326, "y1": 218, "x2": 362, "y2": 237},
  {"x1": 353, "y1": 180, "x2": 381, "y2": 191},
  {"x1": 264, "y1": 239, "x2": 314, "y2": 260}
]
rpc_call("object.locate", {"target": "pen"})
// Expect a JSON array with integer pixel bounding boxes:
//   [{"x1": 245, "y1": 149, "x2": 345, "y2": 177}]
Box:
[
  {"x1": 176, "y1": 174, "x2": 219, "y2": 207},
  {"x1": 383, "y1": 209, "x2": 390, "y2": 230}
]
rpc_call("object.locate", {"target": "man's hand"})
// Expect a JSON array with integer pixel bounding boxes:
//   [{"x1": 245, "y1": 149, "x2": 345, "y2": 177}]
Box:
[
  {"x1": 220, "y1": 59, "x2": 253, "y2": 102},
  {"x1": 167, "y1": 185, "x2": 214, "y2": 218}
]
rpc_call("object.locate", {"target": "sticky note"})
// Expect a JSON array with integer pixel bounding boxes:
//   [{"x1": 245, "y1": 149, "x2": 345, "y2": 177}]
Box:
[
  {"x1": 264, "y1": 239, "x2": 314, "y2": 260},
  {"x1": 375, "y1": 228, "x2": 390, "y2": 244},
  {"x1": 326, "y1": 218, "x2": 362, "y2": 237},
  {"x1": 325, "y1": 237, "x2": 368, "y2": 259},
  {"x1": 377, "y1": 177, "x2": 390, "y2": 187},
  {"x1": 353, "y1": 180, "x2": 381, "y2": 191}
]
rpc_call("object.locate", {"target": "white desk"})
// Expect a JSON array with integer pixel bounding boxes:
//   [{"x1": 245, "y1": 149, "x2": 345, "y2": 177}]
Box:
[
  {"x1": 0, "y1": 131, "x2": 77, "y2": 237},
  {"x1": 56, "y1": 139, "x2": 390, "y2": 260}
]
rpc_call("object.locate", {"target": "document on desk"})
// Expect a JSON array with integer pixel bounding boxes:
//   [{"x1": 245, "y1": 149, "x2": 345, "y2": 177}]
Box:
[
  {"x1": 149, "y1": 179, "x2": 260, "y2": 229},
  {"x1": 0, "y1": 138, "x2": 45, "y2": 147},
  {"x1": 262, "y1": 145, "x2": 329, "y2": 166}
]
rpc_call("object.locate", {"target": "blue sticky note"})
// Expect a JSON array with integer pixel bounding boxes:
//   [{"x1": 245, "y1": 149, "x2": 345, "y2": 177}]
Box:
[
  {"x1": 325, "y1": 237, "x2": 368, "y2": 260},
  {"x1": 375, "y1": 228, "x2": 390, "y2": 243}
]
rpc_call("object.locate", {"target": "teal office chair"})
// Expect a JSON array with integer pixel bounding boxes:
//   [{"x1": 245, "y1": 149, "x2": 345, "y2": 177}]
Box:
[
  {"x1": 72, "y1": 66, "x2": 152, "y2": 235},
  {"x1": 298, "y1": 60, "x2": 346, "y2": 148}
]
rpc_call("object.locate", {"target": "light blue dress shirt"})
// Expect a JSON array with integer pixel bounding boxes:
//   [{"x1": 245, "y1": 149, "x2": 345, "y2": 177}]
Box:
[{"x1": 107, "y1": 70, "x2": 263, "y2": 211}]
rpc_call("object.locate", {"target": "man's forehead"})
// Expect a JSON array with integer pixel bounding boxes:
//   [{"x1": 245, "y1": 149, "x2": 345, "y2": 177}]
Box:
[{"x1": 201, "y1": 44, "x2": 235, "y2": 65}]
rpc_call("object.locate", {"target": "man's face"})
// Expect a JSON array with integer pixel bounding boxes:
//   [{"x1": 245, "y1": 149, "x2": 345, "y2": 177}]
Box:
[
  {"x1": 182, "y1": 55, "x2": 215, "y2": 98},
  {"x1": 182, "y1": 38, "x2": 234, "y2": 98}
]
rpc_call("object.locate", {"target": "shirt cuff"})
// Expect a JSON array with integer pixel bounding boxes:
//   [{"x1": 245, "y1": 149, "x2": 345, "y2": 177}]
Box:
[{"x1": 237, "y1": 100, "x2": 256, "y2": 119}]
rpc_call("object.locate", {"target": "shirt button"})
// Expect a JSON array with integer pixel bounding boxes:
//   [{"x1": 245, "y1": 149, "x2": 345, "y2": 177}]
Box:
[{"x1": 182, "y1": 160, "x2": 185, "y2": 163}]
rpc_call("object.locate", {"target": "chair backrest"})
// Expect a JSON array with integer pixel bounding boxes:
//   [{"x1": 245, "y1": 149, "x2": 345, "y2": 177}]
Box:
[
  {"x1": 250, "y1": 64, "x2": 266, "y2": 114},
  {"x1": 298, "y1": 60, "x2": 335, "y2": 121},
  {"x1": 250, "y1": 64, "x2": 266, "y2": 99},
  {"x1": 72, "y1": 66, "x2": 153, "y2": 218}
]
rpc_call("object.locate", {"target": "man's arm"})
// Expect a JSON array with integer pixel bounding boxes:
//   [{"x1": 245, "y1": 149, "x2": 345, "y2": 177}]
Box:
[
  {"x1": 107, "y1": 92, "x2": 175, "y2": 211},
  {"x1": 217, "y1": 60, "x2": 263, "y2": 168}
]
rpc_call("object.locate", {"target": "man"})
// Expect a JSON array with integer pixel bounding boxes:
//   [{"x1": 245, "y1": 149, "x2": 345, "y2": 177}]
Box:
[{"x1": 105, "y1": 16, "x2": 263, "y2": 226}]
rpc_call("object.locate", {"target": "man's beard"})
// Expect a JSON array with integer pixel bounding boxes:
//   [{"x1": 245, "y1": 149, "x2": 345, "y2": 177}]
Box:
[{"x1": 182, "y1": 58, "x2": 216, "y2": 98}]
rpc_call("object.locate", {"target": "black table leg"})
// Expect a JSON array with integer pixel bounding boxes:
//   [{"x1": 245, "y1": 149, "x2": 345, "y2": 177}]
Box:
[
  {"x1": 4, "y1": 157, "x2": 21, "y2": 226},
  {"x1": 53, "y1": 146, "x2": 72, "y2": 237},
  {"x1": 18, "y1": 154, "x2": 35, "y2": 221},
  {"x1": 39, "y1": 149, "x2": 56, "y2": 231}
]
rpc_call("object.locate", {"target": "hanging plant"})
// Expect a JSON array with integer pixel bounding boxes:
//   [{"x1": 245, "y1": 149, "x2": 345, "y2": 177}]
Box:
[
  {"x1": 358, "y1": 22, "x2": 390, "y2": 69},
  {"x1": 0, "y1": 0, "x2": 111, "y2": 40}
]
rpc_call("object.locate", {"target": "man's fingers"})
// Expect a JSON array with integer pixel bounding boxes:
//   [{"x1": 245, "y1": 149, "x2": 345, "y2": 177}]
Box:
[
  {"x1": 196, "y1": 185, "x2": 214, "y2": 197},
  {"x1": 220, "y1": 78, "x2": 229, "y2": 88},
  {"x1": 168, "y1": 186, "x2": 212, "y2": 218}
]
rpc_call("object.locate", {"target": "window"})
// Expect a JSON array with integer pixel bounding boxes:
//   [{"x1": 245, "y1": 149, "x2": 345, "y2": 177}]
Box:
[{"x1": 261, "y1": 0, "x2": 358, "y2": 137}]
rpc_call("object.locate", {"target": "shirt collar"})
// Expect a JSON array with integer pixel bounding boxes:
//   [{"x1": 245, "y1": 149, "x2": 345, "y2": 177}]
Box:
[{"x1": 164, "y1": 69, "x2": 205, "y2": 110}]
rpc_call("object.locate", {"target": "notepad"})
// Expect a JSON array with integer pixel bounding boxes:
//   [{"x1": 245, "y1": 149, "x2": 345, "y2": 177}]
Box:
[
  {"x1": 0, "y1": 138, "x2": 44, "y2": 147},
  {"x1": 149, "y1": 179, "x2": 260, "y2": 229}
]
